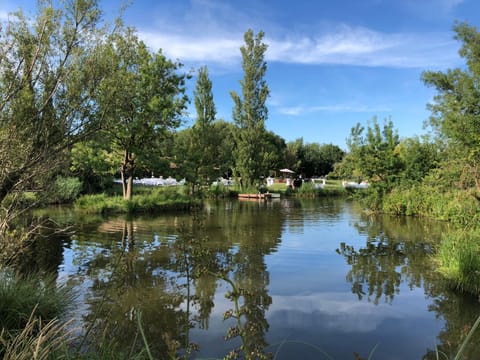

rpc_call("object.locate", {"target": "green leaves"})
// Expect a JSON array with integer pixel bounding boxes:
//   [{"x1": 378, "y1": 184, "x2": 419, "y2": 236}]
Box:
[
  {"x1": 231, "y1": 29, "x2": 270, "y2": 188},
  {"x1": 422, "y1": 22, "x2": 480, "y2": 189}
]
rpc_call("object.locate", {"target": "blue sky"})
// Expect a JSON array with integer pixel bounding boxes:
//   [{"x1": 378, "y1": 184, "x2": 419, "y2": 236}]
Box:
[{"x1": 1, "y1": 0, "x2": 478, "y2": 148}]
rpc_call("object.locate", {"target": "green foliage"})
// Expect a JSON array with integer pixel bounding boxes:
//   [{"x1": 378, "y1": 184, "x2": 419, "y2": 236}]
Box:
[
  {"x1": 206, "y1": 184, "x2": 239, "y2": 199},
  {"x1": 261, "y1": 131, "x2": 287, "y2": 176},
  {"x1": 397, "y1": 136, "x2": 441, "y2": 184},
  {"x1": 0, "y1": 271, "x2": 74, "y2": 332},
  {"x1": 302, "y1": 143, "x2": 345, "y2": 178},
  {"x1": 96, "y1": 28, "x2": 189, "y2": 200},
  {"x1": 382, "y1": 183, "x2": 480, "y2": 225},
  {"x1": 422, "y1": 22, "x2": 480, "y2": 191},
  {"x1": 74, "y1": 187, "x2": 193, "y2": 215},
  {"x1": 436, "y1": 229, "x2": 480, "y2": 296},
  {"x1": 48, "y1": 176, "x2": 83, "y2": 204},
  {"x1": 231, "y1": 29, "x2": 270, "y2": 188},
  {"x1": 175, "y1": 67, "x2": 218, "y2": 192},
  {"x1": 335, "y1": 118, "x2": 403, "y2": 190},
  {"x1": 0, "y1": 0, "x2": 112, "y2": 218},
  {"x1": 70, "y1": 140, "x2": 117, "y2": 193}
]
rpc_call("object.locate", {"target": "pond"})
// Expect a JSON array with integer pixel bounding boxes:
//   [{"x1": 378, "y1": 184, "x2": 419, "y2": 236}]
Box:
[{"x1": 28, "y1": 198, "x2": 480, "y2": 359}]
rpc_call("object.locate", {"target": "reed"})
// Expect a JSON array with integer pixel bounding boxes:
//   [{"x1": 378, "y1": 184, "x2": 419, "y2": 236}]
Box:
[
  {"x1": 0, "y1": 310, "x2": 75, "y2": 360},
  {"x1": 436, "y1": 229, "x2": 480, "y2": 296}
]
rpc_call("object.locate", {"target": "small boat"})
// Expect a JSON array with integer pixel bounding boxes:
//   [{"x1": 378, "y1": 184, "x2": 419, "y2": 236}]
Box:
[{"x1": 238, "y1": 193, "x2": 272, "y2": 199}]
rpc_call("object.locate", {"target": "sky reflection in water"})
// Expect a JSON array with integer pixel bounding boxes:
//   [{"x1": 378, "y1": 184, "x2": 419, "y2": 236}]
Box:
[{"x1": 46, "y1": 198, "x2": 480, "y2": 359}]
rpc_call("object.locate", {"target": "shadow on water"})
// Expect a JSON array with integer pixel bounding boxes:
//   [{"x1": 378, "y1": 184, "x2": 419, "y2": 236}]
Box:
[{"x1": 11, "y1": 199, "x2": 480, "y2": 359}]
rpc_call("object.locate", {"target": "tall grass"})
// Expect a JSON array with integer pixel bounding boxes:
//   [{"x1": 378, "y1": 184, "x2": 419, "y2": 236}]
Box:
[
  {"x1": 0, "y1": 311, "x2": 75, "y2": 360},
  {"x1": 382, "y1": 185, "x2": 480, "y2": 225},
  {"x1": 0, "y1": 271, "x2": 74, "y2": 332},
  {"x1": 436, "y1": 229, "x2": 480, "y2": 296}
]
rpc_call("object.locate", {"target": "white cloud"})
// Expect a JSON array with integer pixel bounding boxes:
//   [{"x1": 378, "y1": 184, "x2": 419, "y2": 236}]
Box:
[
  {"x1": 276, "y1": 103, "x2": 391, "y2": 116},
  {"x1": 138, "y1": 24, "x2": 459, "y2": 70},
  {"x1": 139, "y1": 31, "x2": 242, "y2": 65},
  {"x1": 266, "y1": 26, "x2": 459, "y2": 68}
]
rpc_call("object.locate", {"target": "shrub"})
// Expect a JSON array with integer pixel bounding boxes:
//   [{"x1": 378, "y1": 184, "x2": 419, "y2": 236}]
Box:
[{"x1": 49, "y1": 176, "x2": 83, "y2": 204}]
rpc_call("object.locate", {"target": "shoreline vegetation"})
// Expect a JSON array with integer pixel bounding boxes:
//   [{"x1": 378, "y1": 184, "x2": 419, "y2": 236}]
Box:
[{"x1": 72, "y1": 179, "x2": 352, "y2": 215}]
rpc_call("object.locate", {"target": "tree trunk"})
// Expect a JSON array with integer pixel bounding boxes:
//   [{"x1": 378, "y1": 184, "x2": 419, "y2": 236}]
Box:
[
  {"x1": 120, "y1": 168, "x2": 127, "y2": 198},
  {"x1": 126, "y1": 175, "x2": 133, "y2": 200},
  {"x1": 122, "y1": 149, "x2": 135, "y2": 200}
]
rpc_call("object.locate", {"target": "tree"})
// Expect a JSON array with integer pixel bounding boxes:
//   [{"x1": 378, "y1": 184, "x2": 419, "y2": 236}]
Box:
[
  {"x1": 285, "y1": 138, "x2": 304, "y2": 173},
  {"x1": 359, "y1": 118, "x2": 403, "y2": 185},
  {"x1": 174, "y1": 66, "x2": 218, "y2": 194},
  {"x1": 422, "y1": 22, "x2": 480, "y2": 190},
  {"x1": 70, "y1": 139, "x2": 118, "y2": 193},
  {"x1": 336, "y1": 118, "x2": 402, "y2": 186},
  {"x1": 230, "y1": 29, "x2": 270, "y2": 189},
  {"x1": 0, "y1": 0, "x2": 112, "y2": 237},
  {"x1": 302, "y1": 143, "x2": 345, "y2": 178},
  {"x1": 397, "y1": 136, "x2": 440, "y2": 184},
  {"x1": 175, "y1": 119, "x2": 236, "y2": 194},
  {"x1": 261, "y1": 131, "x2": 286, "y2": 177},
  {"x1": 96, "y1": 28, "x2": 189, "y2": 200}
]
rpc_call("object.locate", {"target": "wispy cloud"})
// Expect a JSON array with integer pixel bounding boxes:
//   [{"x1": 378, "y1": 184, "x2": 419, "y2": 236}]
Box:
[
  {"x1": 266, "y1": 26, "x2": 459, "y2": 68},
  {"x1": 139, "y1": 31, "x2": 243, "y2": 65},
  {"x1": 276, "y1": 103, "x2": 391, "y2": 116},
  {"x1": 139, "y1": 21, "x2": 459, "y2": 70}
]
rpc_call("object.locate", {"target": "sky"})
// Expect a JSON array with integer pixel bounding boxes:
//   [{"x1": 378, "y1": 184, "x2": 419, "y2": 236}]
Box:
[{"x1": 1, "y1": 0, "x2": 479, "y2": 149}]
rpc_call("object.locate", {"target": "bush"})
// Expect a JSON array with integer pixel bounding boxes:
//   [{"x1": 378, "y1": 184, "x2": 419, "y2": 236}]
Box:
[{"x1": 49, "y1": 176, "x2": 83, "y2": 204}]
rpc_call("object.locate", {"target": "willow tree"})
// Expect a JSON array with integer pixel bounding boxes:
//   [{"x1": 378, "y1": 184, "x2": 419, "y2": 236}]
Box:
[
  {"x1": 96, "y1": 28, "x2": 189, "y2": 200},
  {"x1": 230, "y1": 29, "x2": 270, "y2": 189},
  {"x1": 422, "y1": 22, "x2": 480, "y2": 190},
  {"x1": 0, "y1": 0, "x2": 111, "y2": 242}
]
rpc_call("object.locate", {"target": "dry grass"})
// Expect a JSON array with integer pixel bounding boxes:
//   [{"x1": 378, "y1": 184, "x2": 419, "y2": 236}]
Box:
[{"x1": 0, "y1": 308, "x2": 75, "y2": 360}]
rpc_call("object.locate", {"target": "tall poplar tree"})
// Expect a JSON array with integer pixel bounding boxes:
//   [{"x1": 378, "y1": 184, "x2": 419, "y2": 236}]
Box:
[
  {"x1": 230, "y1": 29, "x2": 270, "y2": 189},
  {"x1": 192, "y1": 66, "x2": 217, "y2": 187}
]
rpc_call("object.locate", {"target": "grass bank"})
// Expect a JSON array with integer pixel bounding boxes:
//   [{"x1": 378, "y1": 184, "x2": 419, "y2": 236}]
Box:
[
  {"x1": 74, "y1": 186, "x2": 194, "y2": 215},
  {"x1": 436, "y1": 228, "x2": 480, "y2": 296},
  {"x1": 360, "y1": 182, "x2": 480, "y2": 297}
]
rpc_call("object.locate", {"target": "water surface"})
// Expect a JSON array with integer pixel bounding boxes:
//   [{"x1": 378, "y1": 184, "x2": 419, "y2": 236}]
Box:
[{"x1": 31, "y1": 198, "x2": 480, "y2": 359}]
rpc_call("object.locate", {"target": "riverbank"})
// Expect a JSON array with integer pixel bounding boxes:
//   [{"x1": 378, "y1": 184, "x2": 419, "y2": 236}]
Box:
[{"x1": 357, "y1": 182, "x2": 480, "y2": 297}]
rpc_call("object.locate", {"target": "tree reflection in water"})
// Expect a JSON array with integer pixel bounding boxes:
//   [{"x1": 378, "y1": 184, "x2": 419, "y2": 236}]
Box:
[
  {"x1": 337, "y1": 213, "x2": 439, "y2": 304},
  {"x1": 74, "y1": 200, "x2": 282, "y2": 359},
  {"x1": 338, "y1": 212, "x2": 480, "y2": 358},
  {"x1": 14, "y1": 200, "x2": 480, "y2": 358}
]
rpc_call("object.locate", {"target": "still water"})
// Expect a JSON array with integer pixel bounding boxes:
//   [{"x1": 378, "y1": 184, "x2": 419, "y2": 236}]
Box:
[{"x1": 35, "y1": 198, "x2": 480, "y2": 359}]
